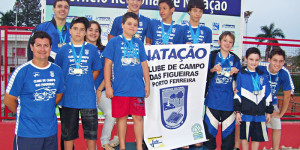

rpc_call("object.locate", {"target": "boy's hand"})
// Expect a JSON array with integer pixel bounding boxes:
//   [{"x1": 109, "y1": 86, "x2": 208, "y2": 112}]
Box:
[
  {"x1": 230, "y1": 67, "x2": 239, "y2": 75},
  {"x1": 106, "y1": 87, "x2": 114, "y2": 98},
  {"x1": 234, "y1": 89, "x2": 239, "y2": 95},
  {"x1": 266, "y1": 114, "x2": 271, "y2": 123},
  {"x1": 186, "y1": 42, "x2": 192, "y2": 44},
  {"x1": 145, "y1": 86, "x2": 150, "y2": 98},
  {"x1": 210, "y1": 64, "x2": 222, "y2": 73},
  {"x1": 96, "y1": 90, "x2": 102, "y2": 104},
  {"x1": 236, "y1": 113, "x2": 242, "y2": 125}
]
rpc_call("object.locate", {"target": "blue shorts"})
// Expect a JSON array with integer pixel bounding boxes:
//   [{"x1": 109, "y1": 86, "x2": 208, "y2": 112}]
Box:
[{"x1": 13, "y1": 134, "x2": 57, "y2": 150}]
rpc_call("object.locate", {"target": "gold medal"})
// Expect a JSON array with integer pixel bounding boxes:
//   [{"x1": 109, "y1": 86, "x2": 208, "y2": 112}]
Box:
[
  {"x1": 225, "y1": 72, "x2": 230, "y2": 77},
  {"x1": 58, "y1": 43, "x2": 66, "y2": 48},
  {"x1": 134, "y1": 34, "x2": 140, "y2": 39},
  {"x1": 74, "y1": 68, "x2": 83, "y2": 74}
]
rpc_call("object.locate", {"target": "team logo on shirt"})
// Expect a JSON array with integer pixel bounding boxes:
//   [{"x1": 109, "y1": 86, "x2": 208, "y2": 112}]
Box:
[
  {"x1": 139, "y1": 21, "x2": 143, "y2": 27},
  {"x1": 34, "y1": 87, "x2": 57, "y2": 101},
  {"x1": 85, "y1": 49, "x2": 89, "y2": 55},
  {"x1": 33, "y1": 72, "x2": 40, "y2": 77},
  {"x1": 160, "y1": 86, "x2": 188, "y2": 129},
  {"x1": 50, "y1": 71, "x2": 54, "y2": 77},
  {"x1": 260, "y1": 76, "x2": 264, "y2": 85}
]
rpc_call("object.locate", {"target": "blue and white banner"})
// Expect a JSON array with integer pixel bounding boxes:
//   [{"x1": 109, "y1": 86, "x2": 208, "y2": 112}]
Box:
[
  {"x1": 44, "y1": 0, "x2": 244, "y2": 57},
  {"x1": 46, "y1": 0, "x2": 241, "y2": 15},
  {"x1": 144, "y1": 44, "x2": 210, "y2": 150}
]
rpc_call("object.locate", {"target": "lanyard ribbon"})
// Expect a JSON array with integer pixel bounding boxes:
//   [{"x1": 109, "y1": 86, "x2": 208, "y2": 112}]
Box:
[
  {"x1": 268, "y1": 70, "x2": 279, "y2": 98},
  {"x1": 161, "y1": 21, "x2": 174, "y2": 44},
  {"x1": 122, "y1": 35, "x2": 137, "y2": 58},
  {"x1": 71, "y1": 42, "x2": 85, "y2": 69},
  {"x1": 57, "y1": 26, "x2": 67, "y2": 44},
  {"x1": 247, "y1": 68, "x2": 261, "y2": 92},
  {"x1": 219, "y1": 53, "x2": 231, "y2": 70},
  {"x1": 188, "y1": 22, "x2": 201, "y2": 44}
]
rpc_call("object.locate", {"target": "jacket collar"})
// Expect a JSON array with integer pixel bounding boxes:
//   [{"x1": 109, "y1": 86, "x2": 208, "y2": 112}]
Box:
[
  {"x1": 51, "y1": 18, "x2": 68, "y2": 31},
  {"x1": 241, "y1": 66, "x2": 264, "y2": 75}
]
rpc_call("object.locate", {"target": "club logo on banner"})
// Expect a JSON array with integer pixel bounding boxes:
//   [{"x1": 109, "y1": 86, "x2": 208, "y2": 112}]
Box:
[
  {"x1": 191, "y1": 123, "x2": 204, "y2": 140},
  {"x1": 160, "y1": 86, "x2": 188, "y2": 129},
  {"x1": 148, "y1": 136, "x2": 165, "y2": 149}
]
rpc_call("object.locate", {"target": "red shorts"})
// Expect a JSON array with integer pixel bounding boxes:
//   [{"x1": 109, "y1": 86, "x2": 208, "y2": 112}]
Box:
[{"x1": 111, "y1": 96, "x2": 145, "y2": 118}]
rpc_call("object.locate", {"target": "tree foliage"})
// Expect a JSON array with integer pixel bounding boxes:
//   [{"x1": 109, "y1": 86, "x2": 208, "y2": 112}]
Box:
[
  {"x1": 256, "y1": 23, "x2": 285, "y2": 60},
  {"x1": 15, "y1": 0, "x2": 41, "y2": 27},
  {"x1": 0, "y1": 10, "x2": 16, "y2": 26},
  {"x1": 0, "y1": 0, "x2": 41, "y2": 27}
]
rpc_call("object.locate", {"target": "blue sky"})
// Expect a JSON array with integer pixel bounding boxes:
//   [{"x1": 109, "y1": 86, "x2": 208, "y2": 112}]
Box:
[{"x1": 1, "y1": 0, "x2": 300, "y2": 40}]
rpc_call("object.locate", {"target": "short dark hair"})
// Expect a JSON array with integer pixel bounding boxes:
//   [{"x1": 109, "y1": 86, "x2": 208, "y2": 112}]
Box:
[
  {"x1": 269, "y1": 47, "x2": 286, "y2": 60},
  {"x1": 70, "y1": 17, "x2": 90, "y2": 31},
  {"x1": 30, "y1": 31, "x2": 52, "y2": 46},
  {"x1": 159, "y1": 0, "x2": 174, "y2": 9},
  {"x1": 246, "y1": 47, "x2": 261, "y2": 58},
  {"x1": 122, "y1": 12, "x2": 139, "y2": 24},
  {"x1": 187, "y1": 0, "x2": 205, "y2": 12},
  {"x1": 219, "y1": 31, "x2": 235, "y2": 45},
  {"x1": 53, "y1": 0, "x2": 70, "y2": 8}
]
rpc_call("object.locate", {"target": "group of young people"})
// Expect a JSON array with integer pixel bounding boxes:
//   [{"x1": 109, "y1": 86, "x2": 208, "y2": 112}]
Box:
[{"x1": 3, "y1": 0, "x2": 294, "y2": 150}]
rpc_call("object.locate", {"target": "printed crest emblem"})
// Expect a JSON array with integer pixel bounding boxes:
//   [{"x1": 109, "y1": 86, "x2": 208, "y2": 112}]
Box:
[
  {"x1": 160, "y1": 86, "x2": 188, "y2": 129},
  {"x1": 139, "y1": 21, "x2": 143, "y2": 27},
  {"x1": 33, "y1": 72, "x2": 40, "y2": 77},
  {"x1": 85, "y1": 49, "x2": 89, "y2": 55},
  {"x1": 50, "y1": 71, "x2": 54, "y2": 77},
  {"x1": 172, "y1": 28, "x2": 176, "y2": 33},
  {"x1": 260, "y1": 76, "x2": 264, "y2": 85},
  {"x1": 191, "y1": 123, "x2": 203, "y2": 140}
]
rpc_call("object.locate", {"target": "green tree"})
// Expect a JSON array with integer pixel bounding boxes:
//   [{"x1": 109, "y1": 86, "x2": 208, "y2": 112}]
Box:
[
  {"x1": 0, "y1": 10, "x2": 16, "y2": 26},
  {"x1": 15, "y1": 0, "x2": 41, "y2": 27},
  {"x1": 256, "y1": 23, "x2": 285, "y2": 60}
]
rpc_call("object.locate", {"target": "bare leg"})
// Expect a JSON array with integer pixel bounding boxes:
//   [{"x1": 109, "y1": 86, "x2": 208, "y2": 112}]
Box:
[
  {"x1": 64, "y1": 140, "x2": 74, "y2": 150},
  {"x1": 272, "y1": 129, "x2": 281, "y2": 150},
  {"x1": 251, "y1": 141, "x2": 259, "y2": 150},
  {"x1": 132, "y1": 115, "x2": 143, "y2": 150},
  {"x1": 86, "y1": 140, "x2": 96, "y2": 150},
  {"x1": 234, "y1": 125, "x2": 240, "y2": 149},
  {"x1": 117, "y1": 116, "x2": 128, "y2": 150},
  {"x1": 241, "y1": 139, "x2": 249, "y2": 150}
]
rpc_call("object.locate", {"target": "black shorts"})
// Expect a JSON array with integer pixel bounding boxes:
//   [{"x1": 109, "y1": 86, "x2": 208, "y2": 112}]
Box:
[
  {"x1": 240, "y1": 121, "x2": 269, "y2": 142},
  {"x1": 61, "y1": 107, "x2": 98, "y2": 141}
]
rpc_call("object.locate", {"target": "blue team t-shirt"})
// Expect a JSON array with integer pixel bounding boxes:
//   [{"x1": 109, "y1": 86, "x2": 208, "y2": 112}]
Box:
[
  {"x1": 146, "y1": 19, "x2": 183, "y2": 45},
  {"x1": 94, "y1": 49, "x2": 105, "y2": 89},
  {"x1": 205, "y1": 52, "x2": 241, "y2": 111},
  {"x1": 103, "y1": 35, "x2": 148, "y2": 97},
  {"x1": 258, "y1": 65, "x2": 293, "y2": 104},
  {"x1": 108, "y1": 14, "x2": 150, "y2": 42},
  {"x1": 55, "y1": 42, "x2": 102, "y2": 109},
  {"x1": 6, "y1": 61, "x2": 64, "y2": 138},
  {"x1": 182, "y1": 23, "x2": 212, "y2": 44}
]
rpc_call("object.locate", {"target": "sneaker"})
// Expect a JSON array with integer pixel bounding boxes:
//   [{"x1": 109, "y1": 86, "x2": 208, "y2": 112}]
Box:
[{"x1": 109, "y1": 136, "x2": 119, "y2": 147}]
